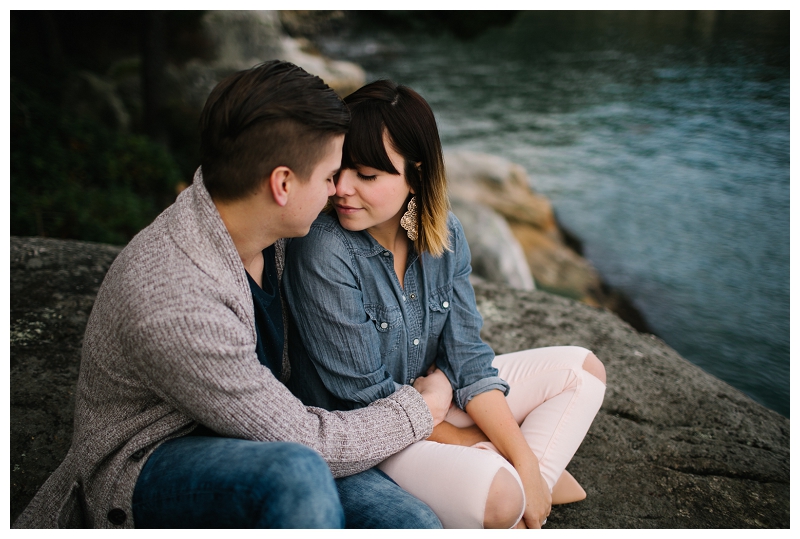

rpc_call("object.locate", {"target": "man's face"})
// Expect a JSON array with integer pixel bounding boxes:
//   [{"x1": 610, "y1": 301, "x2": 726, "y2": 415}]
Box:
[{"x1": 286, "y1": 134, "x2": 343, "y2": 237}]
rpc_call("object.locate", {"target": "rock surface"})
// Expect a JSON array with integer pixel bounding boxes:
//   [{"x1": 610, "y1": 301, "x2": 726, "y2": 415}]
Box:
[
  {"x1": 10, "y1": 236, "x2": 789, "y2": 528},
  {"x1": 445, "y1": 150, "x2": 651, "y2": 333},
  {"x1": 178, "y1": 10, "x2": 365, "y2": 108},
  {"x1": 474, "y1": 283, "x2": 789, "y2": 528},
  {"x1": 450, "y1": 196, "x2": 535, "y2": 291},
  {"x1": 60, "y1": 11, "x2": 363, "y2": 154},
  {"x1": 446, "y1": 150, "x2": 603, "y2": 303}
]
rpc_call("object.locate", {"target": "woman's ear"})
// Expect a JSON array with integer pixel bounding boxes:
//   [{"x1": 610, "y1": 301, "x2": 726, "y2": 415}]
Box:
[
  {"x1": 267, "y1": 166, "x2": 292, "y2": 207},
  {"x1": 409, "y1": 161, "x2": 422, "y2": 195}
]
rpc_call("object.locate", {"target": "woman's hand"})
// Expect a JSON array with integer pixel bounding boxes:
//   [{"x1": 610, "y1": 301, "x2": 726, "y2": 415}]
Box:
[
  {"x1": 413, "y1": 368, "x2": 452, "y2": 426},
  {"x1": 465, "y1": 389, "x2": 552, "y2": 528},
  {"x1": 516, "y1": 457, "x2": 552, "y2": 529}
]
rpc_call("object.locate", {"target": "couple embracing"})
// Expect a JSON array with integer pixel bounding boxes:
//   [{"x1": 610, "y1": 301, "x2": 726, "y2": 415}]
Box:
[{"x1": 15, "y1": 60, "x2": 605, "y2": 529}]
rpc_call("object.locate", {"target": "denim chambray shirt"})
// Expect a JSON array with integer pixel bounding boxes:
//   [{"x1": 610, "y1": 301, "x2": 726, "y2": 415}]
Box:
[{"x1": 283, "y1": 211, "x2": 509, "y2": 412}]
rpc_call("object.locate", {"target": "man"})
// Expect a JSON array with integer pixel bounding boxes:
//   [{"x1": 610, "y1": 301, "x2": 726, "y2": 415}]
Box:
[{"x1": 14, "y1": 61, "x2": 452, "y2": 529}]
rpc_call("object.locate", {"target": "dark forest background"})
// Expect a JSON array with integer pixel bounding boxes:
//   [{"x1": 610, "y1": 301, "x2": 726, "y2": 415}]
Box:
[
  {"x1": 11, "y1": 12, "x2": 209, "y2": 244},
  {"x1": 10, "y1": 10, "x2": 518, "y2": 245}
]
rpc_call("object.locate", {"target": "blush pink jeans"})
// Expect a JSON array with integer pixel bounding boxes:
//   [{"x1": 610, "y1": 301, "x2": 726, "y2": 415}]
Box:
[{"x1": 378, "y1": 346, "x2": 606, "y2": 528}]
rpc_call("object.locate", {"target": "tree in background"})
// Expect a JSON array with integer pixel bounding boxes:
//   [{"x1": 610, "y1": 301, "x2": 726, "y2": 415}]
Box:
[{"x1": 10, "y1": 11, "x2": 208, "y2": 244}]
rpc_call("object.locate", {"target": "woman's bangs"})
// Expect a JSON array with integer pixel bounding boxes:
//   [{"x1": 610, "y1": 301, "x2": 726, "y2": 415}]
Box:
[{"x1": 342, "y1": 106, "x2": 399, "y2": 174}]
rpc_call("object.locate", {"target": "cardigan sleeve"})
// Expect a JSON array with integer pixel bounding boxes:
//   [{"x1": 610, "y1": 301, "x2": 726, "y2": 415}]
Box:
[{"x1": 119, "y1": 263, "x2": 433, "y2": 478}]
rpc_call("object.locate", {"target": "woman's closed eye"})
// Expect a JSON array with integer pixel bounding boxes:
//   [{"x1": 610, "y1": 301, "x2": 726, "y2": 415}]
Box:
[{"x1": 357, "y1": 171, "x2": 377, "y2": 181}]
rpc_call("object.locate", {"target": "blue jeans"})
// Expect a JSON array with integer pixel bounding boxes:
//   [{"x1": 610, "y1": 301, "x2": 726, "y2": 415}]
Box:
[
  {"x1": 336, "y1": 468, "x2": 441, "y2": 529},
  {"x1": 132, "y1": 432, "x2": 441, "y2": 528},
  {"x1": 132, "y1": 434, "x2": 343, "y2": 528}
]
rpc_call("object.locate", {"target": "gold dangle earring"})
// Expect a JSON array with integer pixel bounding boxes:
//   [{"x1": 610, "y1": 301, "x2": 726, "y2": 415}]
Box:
[
  {"x1": 400, "y1": 196, "x2": 418, "y2": 241},
  {"x1": 401, "y1": 163, "x2": 422, "y2": 241}
]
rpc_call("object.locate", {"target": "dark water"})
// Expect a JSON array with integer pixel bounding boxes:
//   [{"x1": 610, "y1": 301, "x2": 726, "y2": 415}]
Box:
[{"x1": 317, "y1": 11, "x2": 790, "y2": 416}]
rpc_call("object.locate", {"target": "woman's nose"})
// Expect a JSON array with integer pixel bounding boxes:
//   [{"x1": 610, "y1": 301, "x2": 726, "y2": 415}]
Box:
[{"x1": 335, "y1": 169, "x2": 356, "y2": 197}]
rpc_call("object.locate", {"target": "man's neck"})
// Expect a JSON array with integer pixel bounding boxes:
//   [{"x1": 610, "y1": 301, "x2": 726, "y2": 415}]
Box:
[{"x1": 214, "y1": 196, "x2": 279, "y2": 270}]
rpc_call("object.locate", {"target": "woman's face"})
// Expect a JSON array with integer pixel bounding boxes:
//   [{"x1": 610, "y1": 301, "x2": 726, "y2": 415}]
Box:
[{"x1": 332, "y1": 132, "x2": 414, "y2": 240}]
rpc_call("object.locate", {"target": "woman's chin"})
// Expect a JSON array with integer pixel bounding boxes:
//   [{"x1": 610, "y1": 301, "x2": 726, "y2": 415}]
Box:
[{"x1": 335, "y1": 216, "x2": 366, "y2": 232}]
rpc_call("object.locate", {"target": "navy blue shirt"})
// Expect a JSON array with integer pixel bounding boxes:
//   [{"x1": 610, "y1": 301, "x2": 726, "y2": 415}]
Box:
[{"x1": 246, "y1": 244, "x2": 284, "y2": 379}]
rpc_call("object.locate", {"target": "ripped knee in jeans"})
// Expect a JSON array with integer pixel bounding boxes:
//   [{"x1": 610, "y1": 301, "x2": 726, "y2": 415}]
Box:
[
  {"x1": 581, "y1": 352, "x2": 606, "y2": 384},
  {"x1": 483, "y1": 467, "x2": 524, "y2": 529}
]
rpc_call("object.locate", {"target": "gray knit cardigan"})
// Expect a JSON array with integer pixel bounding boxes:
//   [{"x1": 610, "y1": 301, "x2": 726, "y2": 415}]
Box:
[{"x1": 13, "y1": 169, "x2": 434, "y2": 529}]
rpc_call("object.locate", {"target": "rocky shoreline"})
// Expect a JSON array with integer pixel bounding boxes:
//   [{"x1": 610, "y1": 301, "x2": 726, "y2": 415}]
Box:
[
  {"x1": 445, "y1": 150, "x2": 652, "y2": 334},
  {"x1": 10, "y1": 11, "x2": 788, "y2": 527},
  {"x1": 10, "y1": 236, "x2": 789, "y2": 527}
]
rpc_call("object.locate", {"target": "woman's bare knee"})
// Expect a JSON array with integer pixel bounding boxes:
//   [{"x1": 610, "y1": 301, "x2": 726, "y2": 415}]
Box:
[
  {"x1": 484, "y1": 468, "x2": 524, "y2": 529},
  {"x1": 582, "y1": 352, "x2": 606, "y2": 384}
]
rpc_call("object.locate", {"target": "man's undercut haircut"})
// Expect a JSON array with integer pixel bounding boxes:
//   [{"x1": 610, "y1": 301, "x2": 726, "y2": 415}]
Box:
[
  {"x1": 343, "y1": 80, "x2": 451, "y2": 257},
  {"x1": 200, "y1": 60, "x2": 349, "y2": 201}
]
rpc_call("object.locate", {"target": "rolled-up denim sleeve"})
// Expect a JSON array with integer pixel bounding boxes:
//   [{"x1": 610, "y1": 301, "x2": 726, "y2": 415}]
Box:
[
  {"x1": 436, "y1": 215, "x2": 510, "y2": 410},
  {"x1": 284, "y1": 224, "x2": 398, "y2": 408}
]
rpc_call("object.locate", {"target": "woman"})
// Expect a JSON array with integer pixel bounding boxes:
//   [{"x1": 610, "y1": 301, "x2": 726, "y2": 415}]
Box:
[{"x1": 283, "y1": 80, "x2": 606, "y2": 529}]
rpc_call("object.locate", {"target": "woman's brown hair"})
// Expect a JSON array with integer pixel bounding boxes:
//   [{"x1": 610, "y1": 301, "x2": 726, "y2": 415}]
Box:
[{"x1": 342, "y1": 80, "x2": 450, "y2": 256}]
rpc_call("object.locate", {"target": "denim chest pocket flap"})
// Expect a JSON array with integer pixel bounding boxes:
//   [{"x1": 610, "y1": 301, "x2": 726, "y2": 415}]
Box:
[
  {"x1": 363, "y1": 303, "x2": 403, "y2": 355},
  {"x1": 428, "y1": 285, "x2": 453, "y2": 336}
]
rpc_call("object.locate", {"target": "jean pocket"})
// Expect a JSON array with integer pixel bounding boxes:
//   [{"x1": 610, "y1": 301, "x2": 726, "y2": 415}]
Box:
[
  {"x1": 428, "y1": 285, "x2": 453, "y2": 337},
  {"x1": 364, "y1": 303, "x2": 403, "y2": 356}
]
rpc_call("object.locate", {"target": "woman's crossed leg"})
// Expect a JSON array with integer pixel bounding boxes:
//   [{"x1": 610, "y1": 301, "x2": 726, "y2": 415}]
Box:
[{"x1": 379, "y1": 346, "x2": 605, "y2": 528}]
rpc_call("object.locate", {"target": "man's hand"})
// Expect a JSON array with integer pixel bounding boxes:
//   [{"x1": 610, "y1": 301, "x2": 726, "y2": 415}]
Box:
[
  {"x1": 413, "y1": 368, "x2": 452, "y2": 425},
  {"x1": 427, "y1": 422, "x2": 489, "y2": 446}
]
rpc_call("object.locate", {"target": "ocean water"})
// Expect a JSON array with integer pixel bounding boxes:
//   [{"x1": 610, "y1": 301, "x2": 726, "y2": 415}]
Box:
[{"x1": 317, "y1": 11, "x2": 790, "y2": 416}]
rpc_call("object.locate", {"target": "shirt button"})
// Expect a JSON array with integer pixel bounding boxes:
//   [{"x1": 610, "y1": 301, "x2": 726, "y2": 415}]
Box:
[
  {"x1": 413, "y1": 338, "x2": 420, "y2": 345},
  {"x1": 442, "y1": 301, "x2": 450, "y2": 308},
  {"x1": 107, "y1": 508, "x2": 127, "y2": 525},
  {"x1": 409, "y1": 378, "x2": 415, "y2": 384},
  {"x1": 383, "y1": 251, "x2": 391, "y2": 257},
  {"x1": 410, "y1": 293, "x2": 417, "y2": 299},
  {"x1": 380, "y1": 322, "x2": 388, "y2": 329},
  {"x1": 130, "y1": 448, "x2": 146, "y2": 461}
]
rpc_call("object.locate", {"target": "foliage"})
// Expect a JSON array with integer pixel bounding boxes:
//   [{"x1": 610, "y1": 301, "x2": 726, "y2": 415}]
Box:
[{"x1": 11, "y1": 82, "x2": 182, "y2": 245}]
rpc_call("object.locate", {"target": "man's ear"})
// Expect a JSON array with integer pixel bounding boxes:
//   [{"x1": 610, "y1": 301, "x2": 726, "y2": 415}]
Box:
[{"x1": 267, "y1": 166, "x2": 293, "y2": 207}]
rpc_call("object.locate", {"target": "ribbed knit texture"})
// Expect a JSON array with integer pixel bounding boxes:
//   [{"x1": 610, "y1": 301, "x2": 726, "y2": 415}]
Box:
[{"x1": 13, "y1": 168, "x2": 433, "y2": 529}]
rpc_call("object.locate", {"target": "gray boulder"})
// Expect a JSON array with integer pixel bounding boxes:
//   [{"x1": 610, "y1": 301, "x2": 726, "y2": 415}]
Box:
[
  {"x1": 10, "y1": 237, "x2": 124, "y2": 524},
  {"x1": 450, "y1": 196, "x2": 535, "y2": 290},
  {"x1": 474, "y1": 283, "x2": 788, "y2": 528},
  {"x1": 10, "y1": 236, "x2": 789, "y2": 528},
  {"x1": 178, "y1": 10, "x2": 365, "y2": 109},
  {"x1": 445, "y1": 150, "x2": 605, "y2": 305}
]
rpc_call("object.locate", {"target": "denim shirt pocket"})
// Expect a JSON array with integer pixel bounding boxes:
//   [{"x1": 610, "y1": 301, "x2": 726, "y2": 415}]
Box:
[
  {"x1": 363, "y1": 303, "x2": 403, "y2": 356},
  {"x1": 428, "y1": 285, "x2": 453, "y2": 338}
]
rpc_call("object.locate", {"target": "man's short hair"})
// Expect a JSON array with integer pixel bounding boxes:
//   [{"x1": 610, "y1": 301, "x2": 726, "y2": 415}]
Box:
[{"x1": 199, "y1": 60, "x2": 349, "y2": 201}]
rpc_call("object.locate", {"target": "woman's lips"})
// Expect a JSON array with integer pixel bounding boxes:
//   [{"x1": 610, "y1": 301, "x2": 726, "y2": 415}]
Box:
[{"x1": 334, "y1": 203, "x2": 361, "y2": 214}]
